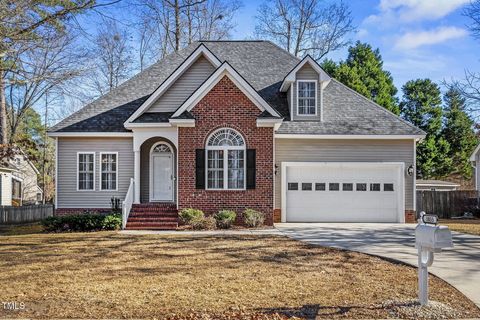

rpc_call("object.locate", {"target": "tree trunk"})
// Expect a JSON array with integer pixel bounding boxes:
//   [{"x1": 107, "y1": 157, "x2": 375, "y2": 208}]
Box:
[
  {"x1": 175, "y1": 0, "x2": 180, "y2": 51},
  {"x1": 0, "y1": 68, "x2": 7, "y2": 145}
]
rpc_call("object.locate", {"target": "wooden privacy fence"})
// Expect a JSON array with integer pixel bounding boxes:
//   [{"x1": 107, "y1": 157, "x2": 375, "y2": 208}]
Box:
[
  {"x1": 0, "y1": 204, "x2": 54, "y2": 224},
  {"x1": 416, "y1": 190, "x2": 480, "y2": 218}
]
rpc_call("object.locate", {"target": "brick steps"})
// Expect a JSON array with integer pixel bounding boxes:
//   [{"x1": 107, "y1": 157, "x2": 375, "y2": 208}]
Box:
[{"x1": 125, "y1": 203, "x2": 178, "y2": 230}]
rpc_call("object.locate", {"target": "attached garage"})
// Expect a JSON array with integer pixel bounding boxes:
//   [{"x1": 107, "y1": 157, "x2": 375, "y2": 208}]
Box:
[{"x1": 281, "y1": 162, "x2": 405, "y2": 223}]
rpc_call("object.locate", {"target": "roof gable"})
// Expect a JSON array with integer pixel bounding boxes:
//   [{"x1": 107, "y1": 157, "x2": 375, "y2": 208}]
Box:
[
  {"x1": 172, "y1": 62, "x2": 281, "y2": 118},
  {"x1": 280, "y1": 55, "x2": 331, "y2": 92},
  {"x1": 125, "y1": 44, "x2": 221, "y2": 126}
]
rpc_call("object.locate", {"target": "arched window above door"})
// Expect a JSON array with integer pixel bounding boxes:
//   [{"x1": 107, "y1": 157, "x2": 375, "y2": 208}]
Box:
[{"x1": 152, "y1": 144, "x2": 172, "y2": 153}]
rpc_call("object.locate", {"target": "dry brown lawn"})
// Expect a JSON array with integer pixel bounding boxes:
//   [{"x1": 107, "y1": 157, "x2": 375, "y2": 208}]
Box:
[
  {"x1": 440, "y1": 219, "x2": 480, "y2": 236},
  {"x1": 0, "y1": 228, "x2": 478, "y2": 319}
]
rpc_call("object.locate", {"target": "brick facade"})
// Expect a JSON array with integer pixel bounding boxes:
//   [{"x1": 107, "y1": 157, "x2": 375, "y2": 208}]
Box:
[
  {"x1": 178, "y1": 76, "x2": 274, "y2": 225},
  {"x1": 405, "y1": 210, "x2": 417, "y2": 223}
]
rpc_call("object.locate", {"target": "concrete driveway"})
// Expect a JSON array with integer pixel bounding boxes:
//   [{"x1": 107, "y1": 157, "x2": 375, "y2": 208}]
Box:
[{"x1": 275, "y1": 223, "x2": 480, "y2": 307}]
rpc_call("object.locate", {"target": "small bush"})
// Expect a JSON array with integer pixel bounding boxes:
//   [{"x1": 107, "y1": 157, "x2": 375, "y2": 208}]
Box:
[
  {"x1": 190, "y1": 215, "x2": 216, "y2": 230},
  {"x1": 214, "y1": 210, "x2": 236, "y2": 229},
  {"x1": 102, "y1": 214, "x2": 122, "y2": 230},
  {"x1": 242, "y1": 209, "x2": 265, "y2": 227},
  {"x1": 179, "y1": 208, "x2": 204, "y2": 224},
  {"x1": 41, "y1": 212, "x2": 121, "y2": 232}
]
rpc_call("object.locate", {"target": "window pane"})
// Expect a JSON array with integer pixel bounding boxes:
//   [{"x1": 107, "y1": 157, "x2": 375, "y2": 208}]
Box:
[
  {"x1": 78, "y1": 153, "x2": 94, "y2": 190},
  {"x1": 101, "y1": 154, "x2": 117, "y2": 190},
  {"x1": 384, "y1": 183, "x2": 394, "y2": 191},
  {"x1": 228, "y1": 150, "x2": 244, "y2": 189},
  {"x1": 329, "y1": 183, "x2": 340, "y2": 191},
  {"x1": 298, "y1": 82, "x2": 316, "y2": 115},
  {"x1": 343, "y1": 183, "x2": 353, "y2": 191},
  {"x1": 356, "y1": 183, "x2": 367, "y2": 191},
  {"x1": 315, "y1": 183, "x2": 326, "y2": 191},
  {"x1": 370, "y1": 183, "x2": 381, "y2": 191},
  {"x1": 302, "y1": 183, "x2": 312, "y2": 191},
  {"x1": 207, "y1": 150, "x2": 224, "y2": 189},
  {"x1": 288, "y1": 183, "x2": 298, "y2": 190}
]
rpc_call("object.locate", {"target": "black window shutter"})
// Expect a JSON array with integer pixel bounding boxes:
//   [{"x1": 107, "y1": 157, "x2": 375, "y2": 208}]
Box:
[
  {"x1": 195, "y1": 149, "x2": 206, "y2": 189},
  {"x1": 246, "y1": 149, "x2": 256, "y2": 189}
]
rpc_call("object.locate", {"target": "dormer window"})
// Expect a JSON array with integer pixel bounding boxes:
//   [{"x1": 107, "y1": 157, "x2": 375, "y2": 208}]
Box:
[{"x1": 297, "y1": 80, "x2": 317, "y2": 115}]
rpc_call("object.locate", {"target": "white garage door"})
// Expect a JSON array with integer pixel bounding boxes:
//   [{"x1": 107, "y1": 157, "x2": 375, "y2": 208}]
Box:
[{"x1": 283, "y1": 162, "x2": 404, "y2": 223}]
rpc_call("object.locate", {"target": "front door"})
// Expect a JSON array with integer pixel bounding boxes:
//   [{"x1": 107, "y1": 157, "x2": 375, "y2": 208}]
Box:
[{"x1": 151, "y1": 152, "x2": 173, "y2": 201}]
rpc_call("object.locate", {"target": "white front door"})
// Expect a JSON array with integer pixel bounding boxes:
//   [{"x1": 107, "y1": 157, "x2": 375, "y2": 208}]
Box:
[{"x1": 151, "y1": 154, "x2": 173, "y2": 201}]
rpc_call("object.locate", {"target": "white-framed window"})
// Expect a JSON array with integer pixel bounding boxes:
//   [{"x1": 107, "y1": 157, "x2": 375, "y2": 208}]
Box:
[
  {"x1": 100, "y1": 152, "x2": 118, "y2": 191},
  {"x1": 77, "y1": 152, "x2": 95, "y2": 191},
  {"x1": 206, "y1": 128, "x2": 245, "y2": 190},
  {"x1": 297, "y1": 80, "x2": 317, "y2": 115}
]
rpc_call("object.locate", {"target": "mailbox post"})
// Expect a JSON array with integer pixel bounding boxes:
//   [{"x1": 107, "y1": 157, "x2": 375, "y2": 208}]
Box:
[{"x1": 415, "y1": 212, "x2": 453, "y2": 306}]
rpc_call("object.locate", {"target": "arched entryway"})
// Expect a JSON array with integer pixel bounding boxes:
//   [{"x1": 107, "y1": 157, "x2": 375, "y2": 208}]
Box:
[{"x1": 140, "y1": 138, "x2": 176, "y2": 203}]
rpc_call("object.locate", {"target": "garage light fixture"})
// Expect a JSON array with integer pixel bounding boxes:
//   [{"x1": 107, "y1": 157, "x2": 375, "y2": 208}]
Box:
[{"x1": 407, "y1": 165, "x2": 414, "y2": 176}]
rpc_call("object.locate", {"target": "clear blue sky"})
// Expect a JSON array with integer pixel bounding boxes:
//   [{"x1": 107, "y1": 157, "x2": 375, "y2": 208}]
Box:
[{"x1": 230, "y1": 0, "x2": 479, "y2": 91}]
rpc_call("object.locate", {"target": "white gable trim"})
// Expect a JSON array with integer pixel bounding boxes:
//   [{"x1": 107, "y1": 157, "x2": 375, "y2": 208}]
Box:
[
  {"x1": 470, "y1": 144, "x2": 480, "y2": 161},
  {"x1": 124, "y1": 44, "x2": 221, "y2": 126},
  {"x1": 280, "y1": 55, "x2": 331, "y2": 92},
  {"x1": 172, "y1": 62, "x2": 281, "y2": 118}
]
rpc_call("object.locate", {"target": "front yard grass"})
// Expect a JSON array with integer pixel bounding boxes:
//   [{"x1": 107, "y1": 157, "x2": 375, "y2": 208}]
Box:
[
  {"x1": 0, "y1": 230, "x2": 478, "y2": 319},
  {"x1": 440, "y1": 219, "x2": 480, "y2": 236}
]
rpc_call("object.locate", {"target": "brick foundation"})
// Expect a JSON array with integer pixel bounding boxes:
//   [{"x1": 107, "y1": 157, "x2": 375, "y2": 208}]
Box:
[
  {"x1": 273, "y1": 209, "x2": 281, "y2": 223},
  {"x1": 55, "y1": 208, "x2": 111, "y2": 216},
  {"x1": 405, "y1": 210, "x2": 417, "y2": 223},
  {"x1": 178, "y1": 76, "x2": 274, "y2": 226}
]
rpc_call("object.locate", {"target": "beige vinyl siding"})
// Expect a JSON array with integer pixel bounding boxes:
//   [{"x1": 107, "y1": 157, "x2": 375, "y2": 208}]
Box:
[
  {"x1": 274, "y1": 139, "x2": 415, "y2": 210},
  {"x1": 57, "y1": 137, "x2": 134, "y2": 208},
  {"x1": 292, "y1": 64, "x2": 321, "y2": 121},
  {"x1": 147, "y1": 56, "x2": 215, "y2": 112}
]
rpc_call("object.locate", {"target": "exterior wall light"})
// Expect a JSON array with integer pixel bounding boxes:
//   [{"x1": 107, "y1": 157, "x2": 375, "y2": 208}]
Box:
[{"x1": 407, "y1": 165, "x2": 415, "y2": 176}]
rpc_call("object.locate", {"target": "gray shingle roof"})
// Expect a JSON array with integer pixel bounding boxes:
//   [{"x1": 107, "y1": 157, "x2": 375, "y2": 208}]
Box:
[
  {"x1": 50, "y1": 40, "x2": 424, "y2": 136},
  {"x1": 277, "y1": 79, "x2": 425, "y2": 135}
]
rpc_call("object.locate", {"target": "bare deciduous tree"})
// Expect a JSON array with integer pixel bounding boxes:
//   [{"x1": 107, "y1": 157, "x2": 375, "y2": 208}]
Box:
[
  {"x1": 88, "y1": 19, "x2": 134, "y2": 96},
  {"x1": 134, "y1": 0, "x2": 241, "y2": 63},
  {"x1": 255, "y1": 0, "x2": 355, "y2": 60}
]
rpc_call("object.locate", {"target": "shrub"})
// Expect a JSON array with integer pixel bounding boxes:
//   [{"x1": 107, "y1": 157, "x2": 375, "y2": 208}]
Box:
[
  {"x1": 179, "y1": 208, "x2": 204, "y2": 224},
  {"x1": 214, "y1": 210, "x2": 236, "y2": 229},
  {"x1": 102, "y1": 214, "x2": 122, "y2": 230},
  {"x1": 190, "y1": 215, "x2": 216, "y2": 230},
  {"x1": 242, "y1": 209, "x2": 265, "y2": 227},
  {"x1": 41, "y1": 212, "x2": 121, "y2": 232}
]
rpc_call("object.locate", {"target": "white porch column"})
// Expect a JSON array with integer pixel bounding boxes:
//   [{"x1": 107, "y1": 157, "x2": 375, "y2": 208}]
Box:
[{"x1": 134, "y1": 150, "x2": 141, "y2": 203}]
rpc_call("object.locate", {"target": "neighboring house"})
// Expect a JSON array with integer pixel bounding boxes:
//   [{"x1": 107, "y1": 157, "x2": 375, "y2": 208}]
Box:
[
  {"x1": 470, "y1": 144, "x2": 480, "y2": 191},
  {"x1": 48, "y1": 41, "x2": 425, "y2": 227},
  {"x1": 0, "y1": 151, "x2": 43, "y2": 206},
  {"x1": 416, "y1": 179, "x2": 460, "y2": 191}
]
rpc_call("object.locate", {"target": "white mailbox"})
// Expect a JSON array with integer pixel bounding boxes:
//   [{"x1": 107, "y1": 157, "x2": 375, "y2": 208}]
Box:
[
  {"x1": 415, "y1": 212, "x2": 454, "y2": 306},
  {"x1": 415, "y1": 224, "x2": 453, "y2": 252}
]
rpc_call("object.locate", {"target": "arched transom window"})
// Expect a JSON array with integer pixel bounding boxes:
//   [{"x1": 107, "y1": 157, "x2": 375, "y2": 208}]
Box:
[
  {"x1": 152, "y1": 143, "x2": 171, "y2": 153},
  {"x1": 206, "y1": 128, "x2": 245, "y2": 189}
]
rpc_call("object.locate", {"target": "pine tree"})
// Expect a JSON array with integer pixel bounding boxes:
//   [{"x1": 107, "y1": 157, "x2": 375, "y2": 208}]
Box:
[
  {"x1": 332, "y1": 42, "x2": 399, "y2": 114},
  {"x1": 400, "y1": 79, "x2": 453, "y2": 178},
  {"x1": 442, "y1": 88, "x2": 478, "y2": 178}
]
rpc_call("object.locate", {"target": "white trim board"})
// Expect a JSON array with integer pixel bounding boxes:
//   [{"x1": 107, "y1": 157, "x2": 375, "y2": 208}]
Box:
[
  {"x1": 48, "y1": 132, "x2": 133, "y2": 137},
  {"x1": 275, "y1": 134, "x2": 425, "y2": 140},
  {"x1": 124, "y1": 44, "x2": 221, "y2": 126},
  {"x1": 172, "y1": 62, "x2": 281, "y2": 118}
]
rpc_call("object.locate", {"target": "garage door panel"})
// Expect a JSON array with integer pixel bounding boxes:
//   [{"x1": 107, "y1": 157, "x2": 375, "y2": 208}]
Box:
[{"x1": 284, "y1": 163, "x2": 403, "y2": 223}]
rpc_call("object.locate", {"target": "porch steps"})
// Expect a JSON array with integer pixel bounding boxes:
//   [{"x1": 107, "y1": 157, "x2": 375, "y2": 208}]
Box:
[{"x1": 125, "y1": 203, "x2": 178, "y2": 230}]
